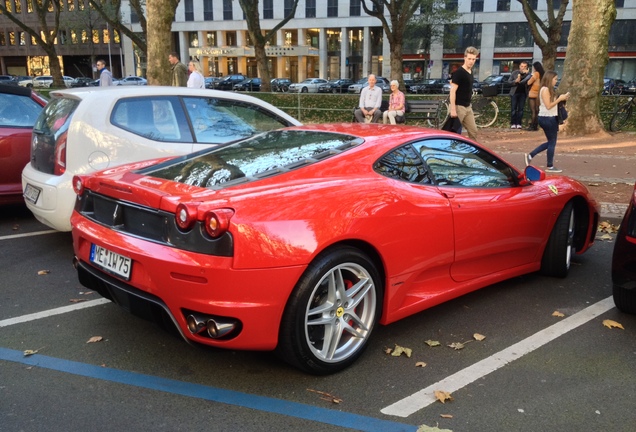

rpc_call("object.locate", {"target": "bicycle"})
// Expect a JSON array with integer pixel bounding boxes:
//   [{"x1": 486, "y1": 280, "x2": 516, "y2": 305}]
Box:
[
  {"x1": 609, "y1": 95, "x2": 635, "y2": 132},
  {"x1": 431, "y1": 87, "x2": 499, "y2": 129}
]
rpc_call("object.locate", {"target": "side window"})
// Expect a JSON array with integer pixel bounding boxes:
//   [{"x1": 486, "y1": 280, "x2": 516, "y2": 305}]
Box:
[
  {"x1": 0, "y1": 93, "x2": 43, "y2": 127},
  {"x1": 111, "y1": 97, "x2": 192, "y2": 142},
  {"x1": 412, "y1": 138, "x2": 516, "y2": 188},
  {"x1": 374, "y1": 145, "x2": 432, "y2": 184},
  {"x1": 182, "y1": 97, "x2": 291, "y2": 144}
]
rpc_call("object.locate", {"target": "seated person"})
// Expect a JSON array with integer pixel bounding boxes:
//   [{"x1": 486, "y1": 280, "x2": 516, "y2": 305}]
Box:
[
  {"x1": 354, "y1": 74, "x2": 383, "y2": 123},
  {"x1": 383, "y1": 80, "x2": 405, "y2": 124}
]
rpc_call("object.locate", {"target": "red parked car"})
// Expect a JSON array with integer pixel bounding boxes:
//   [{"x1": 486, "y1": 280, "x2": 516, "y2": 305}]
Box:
[
  {"x1": 0, "y1": 84, "x2": 47, "y2": 205},
  {"x1": 71, "y1": 123, "x2": 599, "y2": 374},
  {"x1": 612, "y1": 181, "x2": 636, "y2": 314}
]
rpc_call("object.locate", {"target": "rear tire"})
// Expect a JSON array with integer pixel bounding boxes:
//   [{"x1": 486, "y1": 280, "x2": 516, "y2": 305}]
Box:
[
  {"x1": 277, "y1": 246, "x2": 382, "y2": 375},
  {"x1": 609, "y1": 104, "x2": 632, "y2": 132},
  {"x1": 540, "y1": 202, "x2": 575, "y2": 278},
  {"x1": 613, "y1": 284, "x2": 636, "y2": 314},
  {"x1": 473, "y1": 98, "x2": 498, "y2": 128}
]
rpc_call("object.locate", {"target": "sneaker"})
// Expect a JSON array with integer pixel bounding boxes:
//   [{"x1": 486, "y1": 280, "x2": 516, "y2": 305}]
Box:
[
  {"x1": 545, "y1": 166, "x2": 563, "y2": 173},
  {"x1": 511, "y1": 125, "x2": 516, "y2": 129},
  {"x1": 524, "y1": 153, "x2": 532, "y2": 166},
  {"x1": 516, "y1": 124, "x2": 523, "y2": 129}
]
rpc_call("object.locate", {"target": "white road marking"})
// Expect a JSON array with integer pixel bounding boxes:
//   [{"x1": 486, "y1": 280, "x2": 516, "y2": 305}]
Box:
[
  {"x1": 381, "y1": 296, "x2": 616, "y2": 417},
  {"x1": 0, "y1": 230, "x2": 59, "y2": 241},
  {"x1": 0, "y1": 299, "x2": 110, "y2": 328}
]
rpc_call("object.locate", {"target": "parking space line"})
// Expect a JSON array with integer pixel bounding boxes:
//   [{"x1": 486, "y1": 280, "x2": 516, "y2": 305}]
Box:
[
  {"x1": 0, "y1": 230, "x2": 58, "y2": 241},
  {"x1": 381, "y1": 296, "x2": 615, "y2": 417},
  {"x1": 0, "y1": 298, "x2": 110, "y2": 328},
  {"x1": 0, "y1": 347, "x2": 417, "y2": 432}
]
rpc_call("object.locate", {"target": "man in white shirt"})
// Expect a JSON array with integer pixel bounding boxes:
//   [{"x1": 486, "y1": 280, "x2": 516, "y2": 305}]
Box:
[
  {"x1": 96, "y1": 59, "x2": 113, "y2": 86},
  {"x1": 354, "y1": 74, "x2": 383, "y2": 123}
]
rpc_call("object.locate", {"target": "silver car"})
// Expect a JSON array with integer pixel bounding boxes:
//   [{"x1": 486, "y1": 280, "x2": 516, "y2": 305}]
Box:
[{"x1": 288, "y1": 78, "x2": 328, "y2": 93}]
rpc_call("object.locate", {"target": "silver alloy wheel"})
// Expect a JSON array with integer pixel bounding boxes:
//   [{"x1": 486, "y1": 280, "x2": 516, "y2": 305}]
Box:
[
  {"x1": 304, "y1": 263, "x2": 377, "y2": 363},
  {"x1": 565, "y1": 208, "x2": 575, "y2": 270}
]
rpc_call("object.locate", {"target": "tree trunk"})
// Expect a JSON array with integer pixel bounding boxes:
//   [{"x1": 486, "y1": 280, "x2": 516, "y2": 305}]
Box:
[
  {"x1": 146, "y1": 0, "x2": 179, "y2": 86},
  {"x1": 560, "y1": 0, "x2": 616, "y2": 136},
  {"x1": 255, "y1": 44, "x2": 272, "y2": 92}
]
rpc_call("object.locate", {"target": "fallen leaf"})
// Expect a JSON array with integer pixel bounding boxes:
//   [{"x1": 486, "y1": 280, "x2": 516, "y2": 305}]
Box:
[
  {"x1": 440, "y1": 414, "x2": 453, "y2": 419},
  {"x1": 12, "y1": 224, "x2": 19, "y2": 230},
  {"x1": 447, "y1": 342, "x2": 465, "y2": 350},
  {"x1": 384, "y1": 347, "x2": 393, "y2": 354},
  {"x1": 416, "y1": 425, "x2": 453, "y2": 432},
  {"x1": 86, "y1": 336, "x2": 104, "y2": 343},
  {"x1": 552, "y1": 311, "x2": 565, "y2": 317},
  {"x1": 597, "y1": 221, "x2": 619, "y2": 234},
  {"x1": 23, "y1": 349, "x2": 39, "y2": 356},
  {"x1": 306, "y1": 389, "x2": 343, "y2": 404},
  {"x1": 434, "y1": 390, "x2": 453, "y2": 404},
  {"x1": 425, "y1": 339, "x2": 441, "y2": 347},
  {"x1": 473, "y1": 333, "x2": 486, "y2": 341},
  {"x1": 37, "y1": 270, "x2": 50, "y2": 275},
  {"x1": 69, "y1": 298, "x2": 87, "y2": 303},
  {"x1": 602, "y1": 319, "x2": 624, "y2": 330},
  {"x1": 596, "y1": 234, "x2": 613, "y2": 241},
  {"x1": 415, "y1": 361, "x2": 427, "y2": 368},
  {"x1": 391, "y1": 344, "x2": 413, "y2": 357}
]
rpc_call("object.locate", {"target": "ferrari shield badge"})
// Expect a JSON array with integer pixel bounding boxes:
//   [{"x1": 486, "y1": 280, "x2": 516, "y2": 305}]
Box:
[{"x1": 548, "y1": 185, "x2": 559, "y2": 195}]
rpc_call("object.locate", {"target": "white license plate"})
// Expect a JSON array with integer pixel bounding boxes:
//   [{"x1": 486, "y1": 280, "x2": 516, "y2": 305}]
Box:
[
  {"x1": 23, "y1": 183, "x2": 41, "y2": 204},
  {"x1": 90, "y1": 244, "x2": 132, "y2": 280}
]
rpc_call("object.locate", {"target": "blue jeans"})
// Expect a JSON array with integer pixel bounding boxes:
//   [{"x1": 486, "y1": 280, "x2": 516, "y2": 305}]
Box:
[
  {"x1": 530, "y1": 116, "x2": 559, "y2": 167},
  {"x1": 510, "y1": 92, "x2": 527, "y2": 125}
]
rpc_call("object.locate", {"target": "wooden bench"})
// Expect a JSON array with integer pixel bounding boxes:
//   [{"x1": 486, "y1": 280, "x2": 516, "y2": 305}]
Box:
[{"x1": 353, "y1": 99, "x2": 443, "y2": 128}]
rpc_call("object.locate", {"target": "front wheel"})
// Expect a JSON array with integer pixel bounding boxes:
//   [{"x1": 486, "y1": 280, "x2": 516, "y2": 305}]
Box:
[
  {"x1": 472, "y1": 98, "x2": 498, "y2": 128},
  {"x1": 301, "y1": 87, "x2": 309, "y2": 93},
  {"x1": 540, "y1": 202, "x2": 576, "y2": 278},
  {"x1": 609, "y1": 104, "x2": 632, "y2": 132},
  {"x1": 427, "y1": 101, "x2": 449, "y2": 128},
  {"x1": 277, "y1": 246, "x2": 382, "y2": 375}
]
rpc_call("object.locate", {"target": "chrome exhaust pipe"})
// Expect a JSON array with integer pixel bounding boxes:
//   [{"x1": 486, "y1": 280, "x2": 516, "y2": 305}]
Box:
[
  {"x1": 186, "y1": 314, "x2": 209, "y2": 335},
  {"x1": 206, "y1": 318, "x2": 237, "y2": 338}
]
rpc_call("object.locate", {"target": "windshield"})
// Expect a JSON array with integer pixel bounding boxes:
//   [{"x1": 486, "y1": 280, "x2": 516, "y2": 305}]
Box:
[{"x1": 144, "y1": 130, "x2": 363, "y2": 189}]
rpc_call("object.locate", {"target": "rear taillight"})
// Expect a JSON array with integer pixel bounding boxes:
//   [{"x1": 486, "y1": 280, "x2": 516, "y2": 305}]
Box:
[
  {"x1": 175, "y1": 203, "x2": 199, "y2": 231},
  {"x1": 203, "y1": 209, "x2": 234, "y2": 238},
  {"x1": 72, "y1": 175, "x2": 84, "y2": 196},
  {"x1": 54, "y1": 131, "x2": 68, "y2": 176}
]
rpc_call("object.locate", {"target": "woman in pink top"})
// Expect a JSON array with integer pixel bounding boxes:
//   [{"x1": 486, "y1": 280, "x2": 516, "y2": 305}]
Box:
[{"x1": 383, "y1": 80, "x2": 405, "y2": 125}]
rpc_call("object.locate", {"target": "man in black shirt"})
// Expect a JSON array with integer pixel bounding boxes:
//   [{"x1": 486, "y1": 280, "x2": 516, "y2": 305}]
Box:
[{"x1": 449, "y1": 46, "x2": 479, "y2": 141}]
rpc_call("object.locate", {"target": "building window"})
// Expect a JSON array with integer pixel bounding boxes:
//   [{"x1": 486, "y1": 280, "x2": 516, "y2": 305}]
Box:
[
  {"x1": 226, "y1": 31, "x2": 236, "y2": 46},
  {"x1": 616, "y1": 0, "x2": 624, "y2": 8},
  {"x1": 204, "y1": 0, "x2": 213, "y2": 20},
  {"x1": 0, "y1": 32, "x2": 5, "y2": 46},
  {"x1": 306, "y1": 0, "x2": 315, "y2": 18},
  {"x1": 350, "y1": 0, "x2": 361, "y2": 16},
  {"x1": 189, "y1": 32, "x2": 199, "y2": 47},
  {"x1": 495, "y1": 22, "x2": 533, "y2": 48},
  {"x1": 609, "y1": 20, "x2": 636, "y2": 51},
  {"x1": 223, "y1": 0, "x2": 232, "y2": 20},
  {"x1": 327, "y1": 0, "x2": 338, "y2": 17},
  {"x1": 185, "y1": 0, "x2": 194, "y2": 21},
  {"x1": 19, "y1": 31, "x2": 26, "y2": 46},
  {"x1": 496, "y1": 0, "x2": 510, "y2": 12},
  {"x1": 446, "y1": 1, "x2": 458, "y2": 12},
  {"x1": 552, "y1": 0, "x2": 562, "y2": 9},
  {"x1": 263, "y1": 0, "x2": 273, "y2": 19},
  {"x1": 471, "y1": 0, "x2": 483, "y2": 12},
  {"x1": 558, "y1": 21, "x2": 570, "y2": 47},
  {"x1": 207, "y1": 31, "x2": 217, "y2": 47},
  {"x1": 130, "y1": 5, "x2": 139, "y2": 24},
  {"x1": 284, "y1": 0, "x2": 293, "y2": 16},
  {"x1": 527, "y1": 0, "x2": 538, "y2": 9}
]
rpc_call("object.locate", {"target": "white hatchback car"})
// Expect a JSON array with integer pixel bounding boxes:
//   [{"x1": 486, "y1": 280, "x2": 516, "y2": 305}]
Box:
[{"x1": 22, "y1": 86, "x2": 301, "y2": 231}]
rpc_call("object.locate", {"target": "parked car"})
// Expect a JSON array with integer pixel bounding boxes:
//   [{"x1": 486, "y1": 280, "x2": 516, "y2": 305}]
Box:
[
  {"x1": 233, "y1": 77, "x2": 261, "y2": 91},
  {"x1": 70, "y1": 77, "x2": 95, "y2": 88},
  {"x1": 0, "y1": 75, "x2": 17, "y2": 85},
  {"x1": 70, "y1": 123, "x2": 599, "y2": 374},
  {"x1": 347, "y1": 76, "x2": 390, "y2": 94},
  {"x1": 22, "y1": 86, "x2": 301, "y2": 231},
  {"x1": 89, "y1": 78, "x2": 121, "y2": 86},
  {"x1": 442, "y1": 79, "x2": 483, "y2": 94},
  {"x1": 31, "y1": 75, "x2": 74, "y2": 88},
  {"x1": 414, "y1": 78, "x2": 449, "y2": 94},
  {"x1": 289, "y1": 78, "x2": 328, "y2": 93},
  {"x1": 118, "y1": 76, "x2": 147, "y2": 86},
  {"x1": 0, "y1": 84, "x2": 47, "y2": 205},
  {"x1": 205, "y1": 77, "x2": 222, "y2": 89},
  {"x1": 271, "y1": 78, "x2": 291, "y2": 92},
  {"x1": 603, "y1": 78, "x2": 628, "y2": 95},
  {"x1": 612, "y1": 181, "x2": 636, "y2": 314},
  {"x1": 215, "y1": 74, "x2": 247, "y2": 90},
  {"x1": 480, "y1": 73, "x2": 513, "y2": 95},
  {"x1": 318, "y1": 79, "x2": 354, "y2": 93}
]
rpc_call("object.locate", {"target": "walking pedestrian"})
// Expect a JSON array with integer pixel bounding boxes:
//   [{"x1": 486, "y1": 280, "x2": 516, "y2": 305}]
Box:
[
  {"x1": 508, "y1": 61, "x2": 530, "y2": 129},
  {"x1": 96, "y1": 59, "x2": 113, "y2": 87},
  {"x1": 449, "y1": 46, "x2": 479, "y2": 141},
  {"x1": 187, "y1": 60, "x2": 205, "y2": 89},
  {"x1": 168, "y1": 52, "x2": 187, "y2": 87},
  {"x1": 526, "y1": 61, "x2": 544, "y2": 131},
  {"x1": 525, "y1": 70, "x2": 570, "y2": 173}
]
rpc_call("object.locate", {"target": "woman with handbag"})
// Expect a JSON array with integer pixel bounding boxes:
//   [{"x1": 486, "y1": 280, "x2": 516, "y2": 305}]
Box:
[
  {"x1": 525, "y1": 62, "x2": 544, "y2": 131},
  {"x1": 525, "y1": 70, "x2": 570, "y2": 173}
]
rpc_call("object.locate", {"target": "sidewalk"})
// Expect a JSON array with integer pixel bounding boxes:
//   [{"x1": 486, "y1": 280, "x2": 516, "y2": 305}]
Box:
[{"x1": 477, "y1": 128, "x2": 636, "y2": 222}]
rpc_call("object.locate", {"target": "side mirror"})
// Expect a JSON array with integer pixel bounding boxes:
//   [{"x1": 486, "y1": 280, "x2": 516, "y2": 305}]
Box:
[{"x1": 525, "y1": 165, "x2": 545, "y2": 182}]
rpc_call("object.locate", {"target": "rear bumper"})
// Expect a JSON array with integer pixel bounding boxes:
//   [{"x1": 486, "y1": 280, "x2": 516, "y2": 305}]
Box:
[{"x1": 21, "y1": 163, "x2": 73, "y2": 231}]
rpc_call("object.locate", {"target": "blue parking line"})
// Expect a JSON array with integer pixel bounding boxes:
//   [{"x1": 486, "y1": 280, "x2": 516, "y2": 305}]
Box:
[{"x1": 0, "y1": 347, "x2": 417, "y2": 432}]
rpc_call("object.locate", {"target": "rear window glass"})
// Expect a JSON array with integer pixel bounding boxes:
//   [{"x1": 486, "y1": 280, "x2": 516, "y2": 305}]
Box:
[
  {"x1": 33, "y1": 97, "x2": 78, "y2": 135},
  {"x1": 111, "y1": 96, "x2": 192, "y2": 142},
  {"x1": 144, "y1": 130, "x2": 362, "y2": 188},
  {"x1": 181, "y1": 97, "x2": 290, "y2": 144},
  {"x1": 0, "y1": 93, "x2": 43, "y2": 127}
]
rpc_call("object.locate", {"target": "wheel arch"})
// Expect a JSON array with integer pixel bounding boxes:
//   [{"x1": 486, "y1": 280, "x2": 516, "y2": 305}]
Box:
[{"x1": 570, "y1": 195, "x2": 597, "y2": 252}]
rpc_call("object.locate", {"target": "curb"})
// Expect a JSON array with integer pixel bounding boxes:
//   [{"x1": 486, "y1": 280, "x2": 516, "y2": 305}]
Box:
[{"x1": 600, "y1": 202, "x2": 628, "y2": 224}]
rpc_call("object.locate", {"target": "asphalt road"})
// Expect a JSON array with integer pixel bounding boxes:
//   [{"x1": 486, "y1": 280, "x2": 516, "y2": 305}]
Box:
[{"x1": 1, "y1": 205, "x2": 635, "y2": 432}]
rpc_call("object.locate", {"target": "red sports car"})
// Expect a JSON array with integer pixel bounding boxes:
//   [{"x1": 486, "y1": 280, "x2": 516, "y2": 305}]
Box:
[{"x1": 71, "y1": 123, "x2": 599, "y2": 374}]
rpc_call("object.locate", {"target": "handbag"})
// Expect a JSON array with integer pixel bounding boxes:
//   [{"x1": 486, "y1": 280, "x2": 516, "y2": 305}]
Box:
[{"x1": 557, "y1": 101, "x2": 568, "y2": 125}]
